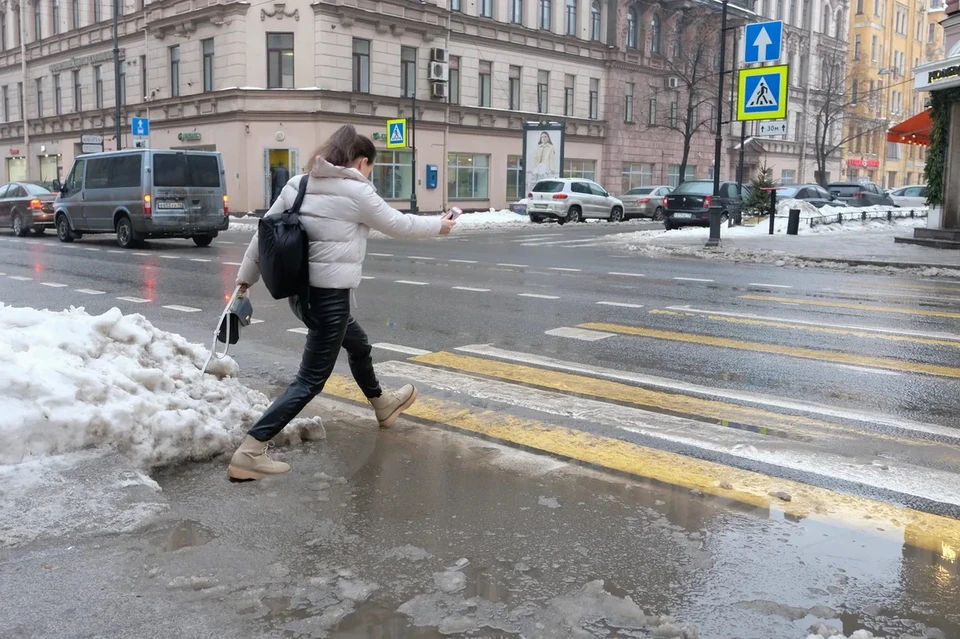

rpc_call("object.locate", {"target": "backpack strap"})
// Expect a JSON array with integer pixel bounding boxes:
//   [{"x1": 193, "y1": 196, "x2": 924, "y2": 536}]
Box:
[{"x1": 289, "y1": 175, "x2": 309, "y2": 214}]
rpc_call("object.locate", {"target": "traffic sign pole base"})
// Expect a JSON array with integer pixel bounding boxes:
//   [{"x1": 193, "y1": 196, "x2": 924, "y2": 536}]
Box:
[{"x1": 704, "y1": 237, "x2": 721, "y2": 248}]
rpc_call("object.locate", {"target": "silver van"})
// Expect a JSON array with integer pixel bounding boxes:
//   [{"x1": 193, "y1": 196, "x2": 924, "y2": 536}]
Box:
[{"x1": 53, "y1": 149, "x2": 230, "y2": 248}]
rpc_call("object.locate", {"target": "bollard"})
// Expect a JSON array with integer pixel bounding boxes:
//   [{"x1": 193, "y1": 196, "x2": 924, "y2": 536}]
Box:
[
  {"x1": 787, "y1": 208, "x2": 800, "y2": 235},
  {"x1": 838, "y1": 213, "x2": 843, "y2": 224},
  {"x1": 707, "y1": 206, "x2": 722, "y2": 246},
  {"x1": 768, "y1": 190, "x2": 777, "y2": 235},
  {"x1": 887, "y1": 210, "x2": 893, "y2": 221},
  {"x1": 862, "y1": 211, "x2": 866, "y2": 221},
  {"x1": 910, "y1": 209, "x2": 915, "y2": 218}
]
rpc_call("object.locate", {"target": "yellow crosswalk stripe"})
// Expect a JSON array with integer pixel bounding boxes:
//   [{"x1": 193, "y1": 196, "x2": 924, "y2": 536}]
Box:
[
  {"x1": 740, "y1": 294, "x2": 960, "y2": 319},
  {"x1": 650, "y1": 309, "x2": 960, "y2": 349},
  {"x1": 579, "y1": 322, "x2": 960, "y2": 378},
  {"x1": 321, "y1": 374, "x2": 960, "y2": 556}
]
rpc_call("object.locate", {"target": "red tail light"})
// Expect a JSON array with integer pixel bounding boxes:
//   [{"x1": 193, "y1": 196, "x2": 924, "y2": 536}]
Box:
[
  {"x1": 28, "y1": 199, "x2": 43, "y2": 210},
  {"x1": 663, "y1": 196, "x2": 669, "y2": 208},
  {"x1": 223, "y1": 194, "x2": 229, "y2": 215},
  {"x1": 704, "y1": 195, "x2": 713, "y2": 208},
  {"x1": 857, "y1": 192, "x2": 867, "y2": 198},
  {"x1": 639, "y1": 198, "x2": 650, "y2": 204},
  {"x1": 553, "y1": 193, "x2": 568, "y2": 200},
  {"x1": 527, "y1": 192, "x2": 533, "y2": 198},
  {"x1": 143, "y1": 194, "x2": 152, "y2": 216}
]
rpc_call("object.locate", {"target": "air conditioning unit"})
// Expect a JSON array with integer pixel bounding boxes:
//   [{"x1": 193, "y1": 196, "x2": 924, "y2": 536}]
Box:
[
  {"x1": 665, "y1": 76, "x2": 680, "y2": 89},
  {"x1": 430, "y1": 82, "x2": 448, "y2": 99},
  {"x1": 428, "y1": 61, "x2": 449, "y2": 82},
  {"x1": 430, "y1": 48, "x2": 448, "y2": 63}
]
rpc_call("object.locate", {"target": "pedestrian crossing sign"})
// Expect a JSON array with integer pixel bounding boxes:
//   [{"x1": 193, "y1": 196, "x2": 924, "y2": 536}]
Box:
[
  {"x1": 737, "y1": 65, "x2": 789, "y2": 121},
  {"x1": 386, "y1": 119, "x2": 408, "y2": 149}
]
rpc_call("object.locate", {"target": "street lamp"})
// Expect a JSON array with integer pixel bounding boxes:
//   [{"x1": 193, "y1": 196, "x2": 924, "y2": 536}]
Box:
[{"x1": 707, "y1": 0, "x2": 731, "y2": 248}]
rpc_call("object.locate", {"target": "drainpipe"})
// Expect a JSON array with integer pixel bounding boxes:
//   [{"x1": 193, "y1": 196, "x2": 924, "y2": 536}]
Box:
[
  {"x1": 797, "y1": 20, "x2": 813, "y2": 183},
  {"x1": 19, "y1": 2, "x2": 29, "y2": 180}
]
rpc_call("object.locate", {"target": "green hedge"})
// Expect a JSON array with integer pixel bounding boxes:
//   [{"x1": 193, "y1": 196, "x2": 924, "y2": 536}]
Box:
[{"x1": 924, "y1": 88, "x2": 960, "y2": 207}]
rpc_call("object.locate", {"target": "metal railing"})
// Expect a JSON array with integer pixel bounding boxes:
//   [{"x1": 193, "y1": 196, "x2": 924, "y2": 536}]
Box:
[{"x1": 806, "y1": 206, "x2": 928, "y2": 227}]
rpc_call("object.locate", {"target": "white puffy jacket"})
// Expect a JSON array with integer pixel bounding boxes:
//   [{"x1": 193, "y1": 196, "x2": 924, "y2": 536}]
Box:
[{"x1": 237, "y1": 157, "x2": 442, "y2": 290}]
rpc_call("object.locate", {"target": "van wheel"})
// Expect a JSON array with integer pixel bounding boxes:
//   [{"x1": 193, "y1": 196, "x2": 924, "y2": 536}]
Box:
[
  {"x1": 12, "y1": 212, "x2": 28, "y2": 237},
  {"x1": 116, "y1": 216, "x2": 142, "y2": 249},
  {"x1": 56, "y1": 214, "x2": 75, "y2": 243},
  {"x1": 193, "y1": 235, "x2": 213, "y2": 247}
]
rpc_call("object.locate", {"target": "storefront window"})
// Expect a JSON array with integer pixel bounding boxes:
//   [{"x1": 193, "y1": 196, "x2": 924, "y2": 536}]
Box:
[
  {"x1": 506, "y1": 155, "x2": 523, "y2": 201},
  {"x1": 622, "y1": 162, "x2": 655, "y2": 191},
  {"x1": 371, "y1": 150, "x2": 412, "y2": 200},
  {"x1": 667, "y1": 164, "x2": 696, "y2": 187},
  {"x1": 6, "y1": 156, "x2": 25, "y2": 181},
  {"x1": 39, "y1": 155, "x2": 61, "y2": 185},
  {"x1": 563, "y1": 158, "x2": 596, "y2": 181},
  {"x1": 448, "y1": 153, "x2": 489, "y2": 199}
]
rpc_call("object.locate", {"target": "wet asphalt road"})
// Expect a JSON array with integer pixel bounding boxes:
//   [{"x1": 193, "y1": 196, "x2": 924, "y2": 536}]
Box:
[{"x1": 2, "y1": 219, "x2": 960, "y2": 637}]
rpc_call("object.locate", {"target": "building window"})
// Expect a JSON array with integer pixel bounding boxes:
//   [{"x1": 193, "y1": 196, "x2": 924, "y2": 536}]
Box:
[
  {"x1": 0, "y1": 14, "x2": 5, "y2": 51},
  {"x1": 673, "y1": 24, "x2": 683, "y2": 56},
  {"x1": 626, "y1": 8, "x2": 638, "y2": 48},
  {"x1": 94, "y1": 65, "x2": 103, "y2": 108},
  {"x1": 781, "y1": 169, "x2": 796, "y2": 184},
  {"x1": 510, "y1": 0, "x2": 522, "y2": 23},
  {"x1": 622, "y1": 162, "x2": 655, "y2": 191},
  {"x1": 788, "y1": 0, "x2": 796, "y2": 24},
  {"x1": 929, "y1": 22, "x2": 936, "y2": 43},
  {"x1": 118, "y1": 61, "x2": 125, "y2": 105},
  {"x1": 479, "y1": 0, "x2": 492, "y2": 17},
  {"x1": 72, "y1": 69, "x2": 81, "y2": 111},
  {"x1": 851, "y1": 79, "x2": 858, "y2": 103},
  {"x1": 776, "y1": 0, "x2": 784, "y2": 19},
  {"x1": 140, "y1": 54, "x2": 147, "y2": 100},
  {"x1": 624, "y1": 82, "x2": 634, "y2": 123},
  {"x1": 16, "y1": 82, "x2": 22, "y2": 119},
  {"x1": 53, "y1": 74, "x2": 61, "y2": 115},
  {"x1": 886, "y1": 142, "x2": 901, "y2": 160},
  {"x1": 400, "y1": 46, "x2": 416, "y2": 98},
  {"x1": 35, "y1": 78, "x2": 42, "y2": 118},
  {"x1": 449, "y1": 55, "x2": 460, "y2": 105},
  {"x1": 802, "y1": 0, "x2": 810, "y2": 29},
  {"x1": 168, "y1": 46, "x2": 180, "y2": 97},
  {"x1": 537, "y1": 70, "x2": 549, "y2": 113},
  {"x1": 539, "y1": 0, "x2": 551, "y2": 30},
  {"x1": 856, "y1": 0, "x2": 863, "y2": 13},
  {"x1": 565, "y1": 0, "x2": 577, "y2": 35},
  {"x1": 371, "y1": 150, "x2": 413, "y2": 200},
  {"x1": 352, "y1": 39, "x2": 370, "y2": 94},
  {"x1": 590, "y1": 0, "x2": 601, "y2": 40},
  {"x1": 874, "y1": 0, "x2": 881, "y2": 17},
  {"x1": 13, "y1": 6, "x2": 20, "y2": 47},
  {"x1": 93, "y1": 0, "x2": 100, "y2": 22},
  {"x1": 667, "y1": 164, "x2": 696, "y2": 187},
  {"x1": 451, "y1": 0, "x2": 460, "y2": 11},
  {"x1": 34, "y1": 2, "x2": 41, "y2": 40},
  {"x1": 72, "y1": 0, "x2": 79, "y2": 29},
  {"x1": 835, "y1": 9, "x2": 842, "y2": 38},
  {"x1": 871, "y1": 35, "x2": 877, "y2": 62},
  {"x1": 854, "y1": 34, "x2": 861, "y2": 59},
  {"x1": 448, "y1": 153, "x2": 490, "y2": 199},
  {"x1": 650, "y1": 14, "x2": 662, "y2": 54},
  {"x1": 821, "y1": 9, "x2": 829, "y2": 33},
  {"x1": 648, "y1": 96, "x2": 657, "y2": 125},
  {"x1": 1, "y1": 86, "x2": 7, "y2": 121},
  {"x1": 563, "y1": 159, "x2": 596, "y2": 181},
  {"x1": 507, "y1": 155, "x2": 523, "y2": 201},
  {"x1": 589, "y1": 78, "x2": 599, "y2": 119},
  {"x1": 266, "y1": 33, "x2": 294, "y2": 89},
  {"x1": 202, "y1": 38, "x2": 214, "y2": 93},
  {"x1": 669, "y1": 99, "x2": 678, "y2": 128},
  {"x1": 479, "y1": 61, "x2": 492, "y2": 107},
  {"x1": 508, "y1": 66, "x2": 521, "y2": 110},
  {"x1": 52, "y1": 0, "x2": 59, "y2": 35},
  {"x1": 564, "y1": 74, "x2": 574, "y2": 116}
]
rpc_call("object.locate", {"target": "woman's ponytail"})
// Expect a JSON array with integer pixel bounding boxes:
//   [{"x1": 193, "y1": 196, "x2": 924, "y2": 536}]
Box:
[{"x1": 314, "y1": 125, "x2": 377, "y2": 168}]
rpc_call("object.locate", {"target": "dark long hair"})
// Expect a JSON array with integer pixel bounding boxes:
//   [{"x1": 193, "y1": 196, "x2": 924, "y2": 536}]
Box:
[{"x1": 314, "y1": 125, "x2": 377, "y2": 168}]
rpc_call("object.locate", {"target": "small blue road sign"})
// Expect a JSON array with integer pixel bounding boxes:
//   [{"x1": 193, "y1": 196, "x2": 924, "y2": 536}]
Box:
[
  {"x1": 737, "y1": 65, "x2": 789, "y2": 121},
  {"x1": 743, "y1": 20, "x2": 783, "y2": 64},
  {"x1": 386, "y1": 118, "x2": 407, "y2": 149},
  {"x1": 131, "y1": 117, "x2": 150, "y2": 137}
]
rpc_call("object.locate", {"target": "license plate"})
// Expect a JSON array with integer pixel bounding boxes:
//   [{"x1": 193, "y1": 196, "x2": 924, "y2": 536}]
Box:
[
  {"x1": 156, "y1": 201, "x2": 184, "y2": 210},
  {"x1": 534, "y1": 203, "x2": 548, "y2": 209},
  {"x1": 674, "y1": 212, "x2": 693, "y2": 219}
]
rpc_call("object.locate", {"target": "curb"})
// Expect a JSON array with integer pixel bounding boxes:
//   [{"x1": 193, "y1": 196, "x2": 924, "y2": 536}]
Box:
[{"x1": 794, "y1": 255, "x2": 960, "y2": 271}]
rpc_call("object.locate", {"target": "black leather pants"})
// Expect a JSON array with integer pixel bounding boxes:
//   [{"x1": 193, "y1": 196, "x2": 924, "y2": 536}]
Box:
[{"x1": 248, "y1": 288, "x2": 382, "y2": 442}]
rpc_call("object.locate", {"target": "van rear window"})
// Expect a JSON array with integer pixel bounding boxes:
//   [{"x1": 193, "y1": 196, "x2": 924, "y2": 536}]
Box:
[{"x1": 153, "y1": 154, "x2": 221, "y2": 188}]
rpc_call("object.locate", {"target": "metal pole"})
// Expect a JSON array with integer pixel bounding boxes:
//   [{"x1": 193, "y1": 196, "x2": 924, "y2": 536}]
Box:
[
  {"x1": 19, "y1": 5, "x2": 29, "y2": 180},
  {"x1": 737, "y1": 121, "x2": 746, "y2": 191},
  {"x1": 113, "y1": 0, "x2": 122, "y2": 149},
  {"x1": 410, "y1": 90, "x2": 418, "y2": 214},
  {"x1": 707, "y1": 0, "x2": 728, "y2": 247}
]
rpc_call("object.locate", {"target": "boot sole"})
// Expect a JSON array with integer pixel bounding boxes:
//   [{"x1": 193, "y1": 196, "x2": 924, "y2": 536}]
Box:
[
  {"x1": 227, "y1": 465, "x2": 291, "y2": 482},
  {"x1": 378, "y1": 387, "x2": 419, "y2": 428}
]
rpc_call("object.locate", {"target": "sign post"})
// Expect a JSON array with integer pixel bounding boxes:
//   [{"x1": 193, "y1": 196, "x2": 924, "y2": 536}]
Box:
[
  {"x1": 743, "y1": 20, "x2": 783, "y2": 64},
  {"x1": 131, "y1": 116, "x2": 150, "y2": 148},
  {"x1": 737, "y1": 65, "x2": 789, "y2": 122},
  {"x1": 80, "y1": 134, "x2": 103, "y2": 154}
]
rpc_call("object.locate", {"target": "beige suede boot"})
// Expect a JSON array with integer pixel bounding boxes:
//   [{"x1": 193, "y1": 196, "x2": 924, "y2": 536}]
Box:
[
  {"x1": 369, "y1": 384, "x2": 419, "y2": 428},
  {"x1": 227, "y1": 435, "x2": 291, "y2": 482}
]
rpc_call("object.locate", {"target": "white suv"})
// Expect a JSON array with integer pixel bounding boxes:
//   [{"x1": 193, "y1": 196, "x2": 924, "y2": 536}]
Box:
[{"x1": 526, "y1": 178, "x2": 624, "y2": 225}]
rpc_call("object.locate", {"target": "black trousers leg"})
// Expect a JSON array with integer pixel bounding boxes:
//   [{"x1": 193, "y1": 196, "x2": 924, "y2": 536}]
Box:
[
  {"x1": 341, "y1": 316, "x2": 382, "y2": 399},
  {"x1": 247, "y1": 289, "x2": 351, "y2": 442}
]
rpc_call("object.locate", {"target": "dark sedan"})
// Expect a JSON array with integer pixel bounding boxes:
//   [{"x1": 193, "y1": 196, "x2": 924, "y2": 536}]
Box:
[
  {"x1": 662, "y1": 180, "x2": 746, "y2": 230},
  {"x1": 0, "y1": 182, "x2": 57, "y2": 236},
  {"x1": 776, "y1": 184, "x2": 847, "y2": 208}
]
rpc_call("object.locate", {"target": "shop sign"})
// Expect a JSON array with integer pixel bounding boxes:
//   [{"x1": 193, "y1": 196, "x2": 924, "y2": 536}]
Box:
[
  {"x1": 177, "y1": 132, "x2": 202, "y2": 142},
  {"x1": 51, "y1": 50, "x2": 125, "y2": 73},
  {"x1": 915, "y1": 57, "x2": 960, "y2": 91},
  {"x1": 847, "y1": 158, "x2": 880, "y2": 168},
  {"x1": 9, "y1": 149, "x2": 19, "y2": 155}
]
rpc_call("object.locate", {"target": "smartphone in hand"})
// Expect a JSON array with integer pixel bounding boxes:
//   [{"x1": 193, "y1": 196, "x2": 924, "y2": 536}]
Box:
[{"x1": 447, "y1": 207, "x2": 464, "y2": 220}]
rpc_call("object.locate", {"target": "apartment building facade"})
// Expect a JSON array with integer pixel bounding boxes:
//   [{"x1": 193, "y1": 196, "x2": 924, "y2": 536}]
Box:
[{"x1": 844, "y1": 0, "x2": 944, "y2": 188}]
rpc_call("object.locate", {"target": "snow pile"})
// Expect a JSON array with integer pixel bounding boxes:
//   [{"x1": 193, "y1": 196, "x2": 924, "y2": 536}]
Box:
[
  {"x1": 653, "y1": 215, "x2": 925, "y2": 240},
  {"x1": 228, "y1": 215, "x2": 261, "y2": 232},
  {"x1": 0, "y1": 305, "x2": 323, "y2": 470},
  {"x1": 451, "y1": 208, "x2": 531, "y2": 232}
]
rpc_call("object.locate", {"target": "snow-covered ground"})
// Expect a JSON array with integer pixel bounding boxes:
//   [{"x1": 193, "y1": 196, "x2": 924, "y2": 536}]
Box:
[{"x1": 229, "y1": 209, "x2": 536, "y2": 235}]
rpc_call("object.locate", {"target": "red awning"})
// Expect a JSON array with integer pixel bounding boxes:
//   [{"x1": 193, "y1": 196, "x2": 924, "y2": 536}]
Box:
[{"x1": 887, "y1": 109, "x2": 933, "y2": 146}]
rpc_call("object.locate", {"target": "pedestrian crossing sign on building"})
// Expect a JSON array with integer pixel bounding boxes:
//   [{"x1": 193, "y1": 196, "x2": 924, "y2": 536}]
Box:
[
  {"x1": 386, "y1": 118, "x2": 408, "y2": 149},
  {"x1": 737, "y1": 65, "x2": 789, "y2": 121}
]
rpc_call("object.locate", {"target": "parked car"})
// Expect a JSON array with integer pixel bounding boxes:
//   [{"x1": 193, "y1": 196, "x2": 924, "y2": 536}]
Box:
[
  {"x1": 53, "y1": 149, "x2": 230, "y2": 248},
  {"x1": 888, "y1": 184, "x2": 928, "y2": 208},
  {"x1": 776, "y1": 184, "x2": 847, "y2": 208},
  {"x1": 618, "y1": 185, "x2": 673, "y2": 220},
  {"x1": 662, "y1": 180, "x2": 746, "y2": 230},
  {"x1": 526, "y1": 178, "x2": 624, "y2": 224},
  {"x1": 0, "y1": 182, "x2": 58, "y2": 236},
  {"x1": 825, "y1": 182, "x2": 896, "y2": 208}
]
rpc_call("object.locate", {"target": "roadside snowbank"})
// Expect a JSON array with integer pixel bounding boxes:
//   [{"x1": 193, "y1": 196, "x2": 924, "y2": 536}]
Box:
[
  {"x1": 651, "y1": 214, "x2": 926, "y2": 240},
  {"x1": 0, "y1": 305, "x2": 324, "y2": 470}
]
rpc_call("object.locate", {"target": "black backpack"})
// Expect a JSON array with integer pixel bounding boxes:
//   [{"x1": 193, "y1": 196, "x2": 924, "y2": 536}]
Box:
[{"x1": 258, "y1": 175, "x2": 310, "y2": 300}]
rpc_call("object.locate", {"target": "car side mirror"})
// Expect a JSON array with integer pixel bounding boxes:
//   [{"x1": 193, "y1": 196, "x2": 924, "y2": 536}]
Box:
[{"x1": 52, "y1": 179, "x2": 62, "y2": 192}]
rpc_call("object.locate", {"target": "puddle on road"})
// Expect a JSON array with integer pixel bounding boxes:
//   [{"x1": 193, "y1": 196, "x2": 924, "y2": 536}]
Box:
[{"x1": 153, "y1": 519, "x2": 217, "y2": 552}]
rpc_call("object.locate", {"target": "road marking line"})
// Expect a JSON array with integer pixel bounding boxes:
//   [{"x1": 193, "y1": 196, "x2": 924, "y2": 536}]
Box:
[
  {"x1": 8, "y1": 275, "x2": 32, "y2": 281},
  {"x1": 748, "y1": 283, "x2": 793, "y2": 288},
  {"x1": 40, "y1": 282, "x2": 68, "y2": 288},
  {"x1": 597, "y1": 301, "x2": 644, "y2": 308},
  {"x1": 116, "y1": 296, "x2": 150, "y2": 303},
  {"x1": 83, "y1": 247, "x2": 101, "y2": 251},
  {"x1": 740, "y1": 294, "x2": 960, "y2": 319},
  {"x1": 107, "y1": 249, "x2": 124, "y2": 254},
  {"x1": 498, "y1": 263, "x2": 529, "y2": 268},
  {"x1": 509, "y1": 234, "x2": 559, "y2": 242},
  {"x1": 673, "y1": 277, "x2": 714, "y2": 282},
  {"x1": 320, "y1": 372, "x2": 960, "y2": 555},
  {"x1": 249, "y1": 318, "x2": 265, "y2": 324},
  {"x1": 407, "y1": 256, "x2": 435, "y2": 260},
  {"x1": 548, "y1": 267, "x2": 582, "y2": 272},
  {"x1": 452, "y1": 286, "x2": 491, "y2": 292},
  {"x1": 189, "y1": 258, "x2": 212, "y2": 263},
  {"x1": 288, "y1": 327, "x2": 309, "y2": 335},
  {"x1": 369, "y1": 253, "x2": 394, "y2": 257},
  {"x1": 580, "y1": 322, "x2": 960, "y2": 379},
  {"x1": 520, "y1": 238, "x2": 604, "y2": 247},
  {"x1": 132, "y1": 252, "x2": 150, "y2": 256},
  {"x1": 545, "y1": 327, "x2": 615, "y2": 341},
  {"x1": 608, "y1": 272, "x2": 645, "y2": 277},
  {"x1": 518, "y1": 293, "x2": 560, "y2": 299},
  {"x1": 76, "y1": 288, "x2": 105, "y2": 295},
  {"x1": 361, "y1": 276, "x2": 375, "y2": 280},
  {"x1": 162, "y1": 305, "x2": 202, "y2": 313},
  {"x1": 222, "y1": 261, "x2": 243, "y2": 266},
  {"x1": 373, "y1": 343, "x2": 432, "y2": 356},
  {"x1": 449, "y1": 259, "x2": 478, "y2": 264},
  {"x1": 452, "y1": 344, "x2": 960, "y2": 442},
  {"x1": 396, "y1": 280, "x2": 428, "y2": 286},
  {"x1": 159, "y1": 255, "x2": 180, "y2": 260},
  {"x1": 219, "y1": 241, "x2": 235, "y2": 245},
  {"x1": 829, "y1": 363, "x2": 903, "y2": 376},
  {"x1": 660, "y1": 307, "x2": 960, "y2": 348}
]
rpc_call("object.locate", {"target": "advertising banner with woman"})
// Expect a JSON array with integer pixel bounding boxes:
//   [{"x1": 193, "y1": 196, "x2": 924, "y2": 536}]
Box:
[{"x1": 522, "y1": 123, "x2": 565, "y2": 197}]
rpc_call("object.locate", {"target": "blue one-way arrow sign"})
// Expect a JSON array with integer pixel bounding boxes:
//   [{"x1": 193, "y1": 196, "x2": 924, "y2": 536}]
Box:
[
  {"x1": 743, "y1": 20, "x2": 783, "y2": 64},
  {"x1": 131, "y1": 117, "x2": 150, "y2": 137}
]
